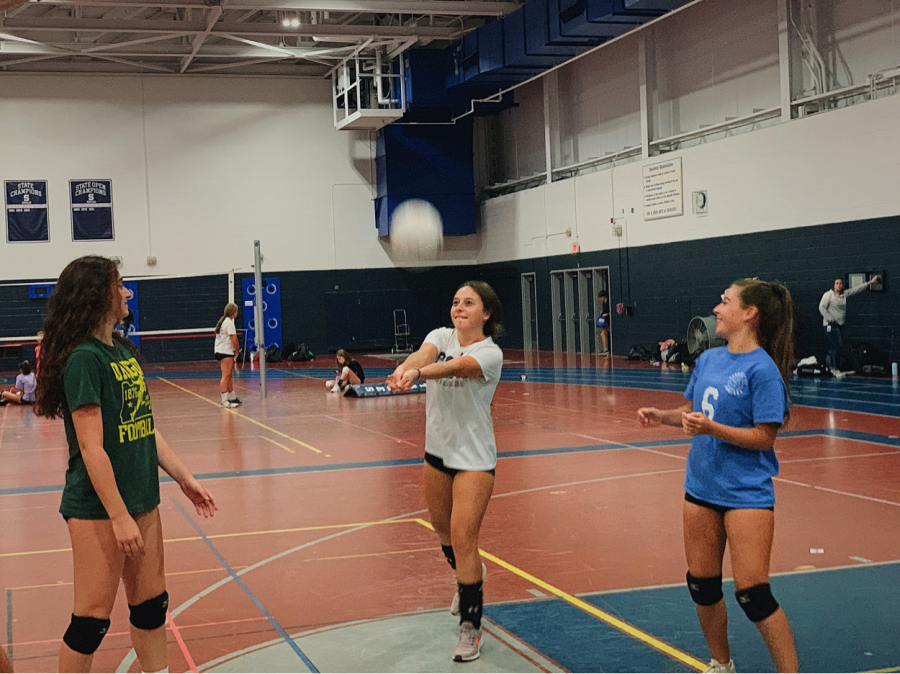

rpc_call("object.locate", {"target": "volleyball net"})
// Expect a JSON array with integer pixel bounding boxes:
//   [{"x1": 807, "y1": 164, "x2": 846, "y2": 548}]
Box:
[{"x1": 0, "y1": 269, "x2": 252, "y2": 371}]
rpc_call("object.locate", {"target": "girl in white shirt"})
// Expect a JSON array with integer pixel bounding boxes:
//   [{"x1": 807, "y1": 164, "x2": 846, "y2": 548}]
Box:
[
  {"x1": 214, "y1": 303, "x2": 242, "y2": 408},
  {"x1": 387, "y1": 281, "x2": 503, "y2": 663}
]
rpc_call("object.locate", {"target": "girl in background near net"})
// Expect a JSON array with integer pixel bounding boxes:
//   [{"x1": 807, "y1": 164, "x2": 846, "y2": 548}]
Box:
[
  {"x1": 637, "y1": 278, "x2": 799, "y2": 673},
  {"x1": 35, "y1": 255, "x2": 217, "y2": 674},
  {"x1": 387, "y1": 281, "x2": 503, "y2": 663},
  {"x1": 214, "y1": 303, "x2": 242, "y2": 408}
]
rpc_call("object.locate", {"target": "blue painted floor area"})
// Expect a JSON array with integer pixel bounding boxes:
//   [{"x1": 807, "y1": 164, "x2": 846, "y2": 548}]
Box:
[
  {"x1": 145, "y1": 365, "x2": 900, "y2": 417},
  {"x1": 486, "y1": 563, "x2": 900, "y2": 673}
]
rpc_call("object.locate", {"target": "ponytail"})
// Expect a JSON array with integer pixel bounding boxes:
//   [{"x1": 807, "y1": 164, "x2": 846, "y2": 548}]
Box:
[
  {"x1": 216, "y1": 303, "x2": 239, "y2": 334},
  {"x1": 733, "y1": 279, "x2": 795, "y2": 387}
]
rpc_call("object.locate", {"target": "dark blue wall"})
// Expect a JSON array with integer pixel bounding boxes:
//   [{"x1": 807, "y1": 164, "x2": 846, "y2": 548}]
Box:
[
  {"x1": 1, "y1": 215, "x2": 896, "y2": 369},
  {"x1": 481, "y1": 215, "x2": 898, "y2": 365}
]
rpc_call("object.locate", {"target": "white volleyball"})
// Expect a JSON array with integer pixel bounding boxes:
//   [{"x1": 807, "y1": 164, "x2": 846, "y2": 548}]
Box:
[{"x1": 389, "y1": 199, "x2": 444, "y2": 262}]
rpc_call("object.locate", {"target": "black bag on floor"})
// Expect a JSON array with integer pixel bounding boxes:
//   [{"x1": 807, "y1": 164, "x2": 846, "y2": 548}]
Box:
[
  {"x1": 796, "y1": 357, "x2": 829, "y2": 377},
  {"x1": 628, "y1": 344, "x2": 651, "y2": 361},
  {"x1": 288, "y1": 343, "x2": 315, "y2": 362},
  {"x1": 265, "y1": 345, "x2": 283, "y2": 362}
]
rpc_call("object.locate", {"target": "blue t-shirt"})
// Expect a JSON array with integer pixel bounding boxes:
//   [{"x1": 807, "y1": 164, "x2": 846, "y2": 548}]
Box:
[{"x1": 683, "y1": 347, "x2": 788, "y2": 508}]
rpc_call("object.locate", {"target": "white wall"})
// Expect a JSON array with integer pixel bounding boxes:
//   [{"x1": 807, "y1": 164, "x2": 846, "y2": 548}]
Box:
[
  {"x1": 653, "y1": 0, "x2": 780, "y2": 138},
  {"x1": 0, "y1": 74, "x2": 480, "y2": 280},
  {"x1": 479, "y1": 91, "x2": 900, "y2": 263},
  {"x1": 823, "y1": 0, "x2": 900, "y2": 90}
]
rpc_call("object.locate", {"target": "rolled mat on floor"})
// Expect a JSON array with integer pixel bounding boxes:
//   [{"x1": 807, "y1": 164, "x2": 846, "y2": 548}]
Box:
[{"x1": 343, "y1": 382, "x2": 426, "y2": 397}]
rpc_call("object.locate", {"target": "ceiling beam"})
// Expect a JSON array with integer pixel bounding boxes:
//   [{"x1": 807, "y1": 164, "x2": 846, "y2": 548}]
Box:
[
  {"x1": 26, "y1": 0, "x2": 518, "y2": 17},
  {"x1": 1, "y1": 17, "x2": 462, "y2": 38},
  {"x1": 179, "y1": 3, "x2": 222, "y2": 72}
]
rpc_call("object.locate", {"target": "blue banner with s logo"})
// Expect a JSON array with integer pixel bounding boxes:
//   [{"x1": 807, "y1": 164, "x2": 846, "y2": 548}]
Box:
[
  {"x1": 5, "y1": 180, "x2": 49, "y2": 243},
  {"x1": 70, "y1": 179, "x2": 114, "y2": 241}
]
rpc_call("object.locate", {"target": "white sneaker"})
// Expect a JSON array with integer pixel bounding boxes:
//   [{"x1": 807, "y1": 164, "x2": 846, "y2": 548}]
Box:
[
  {"x1": 222, "y1": 400, "x2": 238, "y2": 408},
  {"x1": 450, "y1": 563, "x2": 486, "y2": 616},
  {"x1": 330, "y1": 383, "x2": 342, "y2": 393},
  {"x1": 452, "y1": 622, "x2": 482, "y2": 662},
  {"x1": 704, "y1": 658, "x2": 736, "y2": 673},
  {"x1": 325, "y1": 380, "x2": 335, "y2": 389}
]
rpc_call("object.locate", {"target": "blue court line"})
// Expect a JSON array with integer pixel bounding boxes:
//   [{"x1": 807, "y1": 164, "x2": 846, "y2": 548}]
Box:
[
  {"x1": 3, "y1": 428, "x2": 893, "y2": 498},
  {"x1": 172, "y1": 500, "x2": 319, "y2": 673}
]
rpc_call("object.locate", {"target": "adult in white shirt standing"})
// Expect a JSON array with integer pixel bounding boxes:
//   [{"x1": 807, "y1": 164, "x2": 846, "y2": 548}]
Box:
[
  {"x1": 214, "y1": 303, "x2": 242, "y2": 408},
  {"x1": 819, "y1": 276, "x2": 879, "y2": 372},
  {"x1": 387, "y1": 281, "x2": 503, "y2": 664}
]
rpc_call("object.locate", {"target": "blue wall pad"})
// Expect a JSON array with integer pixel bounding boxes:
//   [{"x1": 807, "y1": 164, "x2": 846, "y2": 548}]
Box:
[
  {"x1": 344, "y1": 381, "x2": 426, "y2": 397},
  {"x1": 241, "y1": 277, "x2": 283, "y2": 353},
  {"x1": 123, "y1": 281, "x2": 140, "y2": 348},
  {"x1": 375, "y1": 121, "x2": 476, "y2": 237}
]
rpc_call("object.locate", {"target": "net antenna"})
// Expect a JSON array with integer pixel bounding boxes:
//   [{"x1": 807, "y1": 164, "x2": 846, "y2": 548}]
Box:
[{"x1": 253, "y1": 240, "x2": 267, "y2": 399}]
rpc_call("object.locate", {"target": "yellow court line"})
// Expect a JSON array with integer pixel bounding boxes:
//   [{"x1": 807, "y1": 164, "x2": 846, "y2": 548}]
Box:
[
  {"x1": 868, "y1": 668, "x2": 900, "y2": 673},
  {"x1": 260, "y1": 435, "x2": 295, "y2": 454},
  {"x1": 308, "y1": 546, "x2": 439, "y2": 562},
  {"x1": 1, "y1": 518, "x2": 422, "y2": 558},
  {"x1": 6, "y1": 566, "x2": 248, "y2": 591},
  {"x1": 413, "y1": 518, "x2": 706, "y2": 672},
  {"x1": 157, "y1": 378, "x2": 323, "y2": 454}
]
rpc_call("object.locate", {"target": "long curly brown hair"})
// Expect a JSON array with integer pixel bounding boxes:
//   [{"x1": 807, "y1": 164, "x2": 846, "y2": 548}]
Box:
[{"x1": 35, "y1": 256, "x2": 135, "y2": 419}]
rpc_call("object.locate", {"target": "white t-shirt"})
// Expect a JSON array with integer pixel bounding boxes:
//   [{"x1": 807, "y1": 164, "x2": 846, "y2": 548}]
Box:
[
  {"x1": 16, "y1": 373, "x2": 36, "y2": 402},
  {"x1": 423, "y1": 327, "x2": 503, "y2": 471},
  {"x1": 214, "y1": 316, "x2": 237, "y2": 355}
]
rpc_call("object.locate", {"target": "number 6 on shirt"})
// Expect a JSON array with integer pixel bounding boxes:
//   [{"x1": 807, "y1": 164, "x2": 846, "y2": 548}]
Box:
[{"x1": 701, "y1": 386, "x2": 719, "y2": 421}]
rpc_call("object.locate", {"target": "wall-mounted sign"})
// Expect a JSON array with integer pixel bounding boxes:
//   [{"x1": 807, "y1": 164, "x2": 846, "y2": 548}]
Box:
[
  {"x1": 70, "y1": 179, "x2": 114, "y2": 241},
  {"x1": 5, "y1": 180, "x2": 49, "y2": 243}
]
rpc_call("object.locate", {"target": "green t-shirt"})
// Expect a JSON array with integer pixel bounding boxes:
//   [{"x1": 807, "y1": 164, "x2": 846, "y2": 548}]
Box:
[{"x1": 60, "y1": 338, "x2": 160, "y2": 519}]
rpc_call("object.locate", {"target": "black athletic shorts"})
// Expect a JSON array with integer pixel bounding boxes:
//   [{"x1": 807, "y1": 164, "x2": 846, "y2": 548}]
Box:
[
  {"x1": 685, "y1": 492, "x2": 774, "y2": 513},
  {"x1": 425, "y1": 452, "x2": 495, "y2": 477},
  {"x1": 215, "y1": 352, "x2": 235, "y2": 361}
]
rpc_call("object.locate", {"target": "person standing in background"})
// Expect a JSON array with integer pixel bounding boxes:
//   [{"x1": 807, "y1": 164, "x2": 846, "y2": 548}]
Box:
[
  {"x1": 819, "y1": 276, "x2": 879, "y2": 373},
  {"x1": 597, "y1": 290, "x2": 611, "y2": 355}
]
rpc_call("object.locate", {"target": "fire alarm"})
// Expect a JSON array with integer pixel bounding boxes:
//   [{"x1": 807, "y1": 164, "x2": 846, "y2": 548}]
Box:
[{"x1": 571, "y1": 243, "x2": 581, "y2": 253}]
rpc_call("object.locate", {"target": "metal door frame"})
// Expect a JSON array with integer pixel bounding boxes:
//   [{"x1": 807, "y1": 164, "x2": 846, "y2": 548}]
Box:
[{"x1": 520, "y1": 272, "x2": 539, "y2": 351}]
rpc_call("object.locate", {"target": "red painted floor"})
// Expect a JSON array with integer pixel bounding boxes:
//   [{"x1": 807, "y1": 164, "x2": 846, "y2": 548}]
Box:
[{"x1": 0, "y1": 353, "x2": 897, "y2": 672}]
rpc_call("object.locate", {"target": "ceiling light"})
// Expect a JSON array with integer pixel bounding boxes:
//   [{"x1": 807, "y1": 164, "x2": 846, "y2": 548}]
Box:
[
  {"x1": 290, "y1": 18, "x2": 300, "y2": 27},
  {"x1": 282, "y1": 18, "x2": 290, "y2": 27}
]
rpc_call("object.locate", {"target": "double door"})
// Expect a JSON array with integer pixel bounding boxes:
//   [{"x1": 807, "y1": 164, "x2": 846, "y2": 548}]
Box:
[{"x1": 550, "y1": 267, "x2": 610, "y2": 355}]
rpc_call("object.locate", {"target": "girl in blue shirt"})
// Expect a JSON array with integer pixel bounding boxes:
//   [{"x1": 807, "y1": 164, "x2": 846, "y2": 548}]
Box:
[{"x1": 638, "y1": 279, "x2": 799, "y2": 673}]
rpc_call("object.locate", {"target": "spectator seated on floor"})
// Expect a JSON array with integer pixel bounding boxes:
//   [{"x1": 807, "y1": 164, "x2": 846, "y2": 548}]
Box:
[
  {"x1": 1, "y1": 360, "x2": 36, "y2": 406},
  {"x1": 326, "y1": 349, "x2": 366, "y2": 393}
]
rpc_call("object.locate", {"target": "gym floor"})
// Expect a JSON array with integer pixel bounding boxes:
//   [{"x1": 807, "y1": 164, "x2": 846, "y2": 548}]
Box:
[{"x1": 0, "y1": 352, "x2": 897, "y2": 673}]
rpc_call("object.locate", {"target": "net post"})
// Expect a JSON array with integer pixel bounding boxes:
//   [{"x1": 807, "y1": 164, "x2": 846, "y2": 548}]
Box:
[{"x1": 254, "y1": 241, "x2": 267, "y2": 398}]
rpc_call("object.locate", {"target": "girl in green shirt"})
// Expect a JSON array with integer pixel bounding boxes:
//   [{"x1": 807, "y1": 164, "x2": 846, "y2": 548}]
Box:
[{"x1": 36, "y1": 255, "x2": 217, "y2": 674}]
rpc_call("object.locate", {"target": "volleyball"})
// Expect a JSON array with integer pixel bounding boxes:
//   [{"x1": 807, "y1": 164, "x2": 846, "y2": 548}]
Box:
[
  {"x1": 596, "y1": 317, "x2": 607, "y2": 328},
  {"x1": 389, "y1": 199, "x2": 444, "y2": 262}
]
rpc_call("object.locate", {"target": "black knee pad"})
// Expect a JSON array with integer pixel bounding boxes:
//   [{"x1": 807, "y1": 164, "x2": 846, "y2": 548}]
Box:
[
  {"x1": 735, "y1": 583, "x2": 779, "y2": 623},
  {"x1": 686, "y1": 572, "x2": 724, "y2": 606},
  {"x1": 63, "y1": 614, "x2": 111, "y2": 655},
  {"x1": 129, "y1": 590, "x2": 169, "y2": 630}
]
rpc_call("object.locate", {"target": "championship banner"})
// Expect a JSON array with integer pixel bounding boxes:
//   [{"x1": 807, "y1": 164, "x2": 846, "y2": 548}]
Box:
[
  {"x1": 5, "y1": 180, "x2": 49, "y2": 242},
  {"x1": 344, "y1": 381, "x2": 427, "y2": 398},
  {"x1": 70, "y1": 179, "x2": 114, "y2": 241}
]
